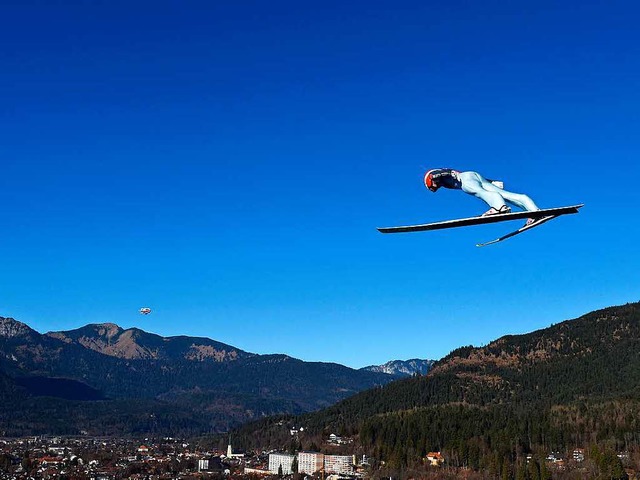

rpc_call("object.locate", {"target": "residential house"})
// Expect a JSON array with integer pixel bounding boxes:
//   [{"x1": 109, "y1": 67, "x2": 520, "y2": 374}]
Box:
[{"x1": 426, "y1": 452, "x2": 444, "y2": 467}]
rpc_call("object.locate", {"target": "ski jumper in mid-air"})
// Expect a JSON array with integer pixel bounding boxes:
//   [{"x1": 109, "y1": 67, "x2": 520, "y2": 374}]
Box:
[
  {"x1": 377, "y1": 168, "x2": 583, "y2": 245},
  {"x1": 424, "y1": 168, "x2": 540, "y2": 225}
]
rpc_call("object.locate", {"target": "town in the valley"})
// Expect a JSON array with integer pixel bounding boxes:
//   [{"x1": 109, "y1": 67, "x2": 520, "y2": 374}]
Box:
[
  {"x1": 0, "y1": 433, "x2": 368, "y2": 480},
  {"x1": 1, "y1": 432, "x2": 627, "y2": 480}
]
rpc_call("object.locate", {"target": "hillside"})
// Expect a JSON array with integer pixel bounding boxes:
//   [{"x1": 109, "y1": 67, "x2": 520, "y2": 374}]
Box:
[
  {"x1": 231, "y1": 302, "x2": 640, "y2": 476},
  {"x1": 0, "y1": 317, "x2": 395, "y2": 436}
]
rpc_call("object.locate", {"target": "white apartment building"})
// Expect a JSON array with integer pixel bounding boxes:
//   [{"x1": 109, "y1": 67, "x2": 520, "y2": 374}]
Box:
[
  {"x1": 298, "y1": 452, "x2": 324, "y2": 475},
  {"x1": 268, "y1": 453, "x2": 296, "y2": 474},
  {"x1": 324, "y1": 454, "x2": 355, "y2": 474}
]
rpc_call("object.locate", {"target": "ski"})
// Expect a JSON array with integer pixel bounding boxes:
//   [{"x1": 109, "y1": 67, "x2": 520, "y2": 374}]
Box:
[
  {"x1": 377, "y1": 204, "x2": 583, "y2": 234},
  {"x1": 476, "y1": 215, "x2": 559, "y2": 247}
]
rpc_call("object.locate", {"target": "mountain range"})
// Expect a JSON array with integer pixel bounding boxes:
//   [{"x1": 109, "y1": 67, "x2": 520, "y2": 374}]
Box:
[
  {"x1": 0, "y1": 317, "x2": 430, "y2": 436},
  {"x1": 3, "y1": 300, "x2": 640, "y2": 479}
]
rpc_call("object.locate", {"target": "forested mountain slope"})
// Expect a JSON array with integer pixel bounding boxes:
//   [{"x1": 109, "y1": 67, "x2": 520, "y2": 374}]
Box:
[{"x1": 232, "y1": 302, "x2": 640, "y2": 475}]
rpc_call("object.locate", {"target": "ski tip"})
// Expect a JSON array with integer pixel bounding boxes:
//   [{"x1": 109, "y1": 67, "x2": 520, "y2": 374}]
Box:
[{"x1": 476, "y1": 240, "x2": 498, "y2": 247}]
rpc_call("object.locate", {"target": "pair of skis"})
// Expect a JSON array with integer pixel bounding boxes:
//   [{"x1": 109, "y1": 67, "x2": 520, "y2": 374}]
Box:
[{"x1": 377, "y1": 204, "x2": 583, "y2": 246}]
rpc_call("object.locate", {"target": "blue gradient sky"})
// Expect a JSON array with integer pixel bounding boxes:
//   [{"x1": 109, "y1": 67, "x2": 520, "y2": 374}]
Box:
[{"x1": 2, "y1": 1, "x2": 639, "y2": 368}]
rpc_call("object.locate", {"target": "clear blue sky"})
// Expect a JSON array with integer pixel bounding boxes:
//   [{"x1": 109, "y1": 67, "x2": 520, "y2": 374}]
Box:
[{"x1": 2, "y1": 0, "x2": 639, "y2": 368}]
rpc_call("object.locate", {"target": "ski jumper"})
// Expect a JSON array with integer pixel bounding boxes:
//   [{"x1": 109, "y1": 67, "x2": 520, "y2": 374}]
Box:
[{"x1": 426, "y1": 169, "x2": 539, "y2": 212}]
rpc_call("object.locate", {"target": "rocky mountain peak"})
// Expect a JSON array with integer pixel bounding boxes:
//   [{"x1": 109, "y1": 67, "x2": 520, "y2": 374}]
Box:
[
  {"x1": 0, "y1": 317, "x2": 35, "y2": 339},
  {"x1": 361, "y1": 358, "x2": 435, "y2": 377},
  {"x1": 93, "y1": 323, "x2": 123, "y2": 339}
]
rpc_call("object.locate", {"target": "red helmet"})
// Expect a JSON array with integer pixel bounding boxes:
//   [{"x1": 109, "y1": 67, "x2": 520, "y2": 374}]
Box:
[{"x1": 424, "y1": 170, "x2": 439, "y2": 192}]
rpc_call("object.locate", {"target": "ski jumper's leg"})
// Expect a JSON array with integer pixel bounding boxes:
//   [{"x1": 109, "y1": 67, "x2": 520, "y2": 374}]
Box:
[
  {"x1": 496, "y1": 188, "x2": 539, "y2": 211},
  {"x1": 460, "y1": 171, "x2": 540, "y2": 212},
  {"x1": 459, "y1": 171, "x2": 507, "y2": 210}
]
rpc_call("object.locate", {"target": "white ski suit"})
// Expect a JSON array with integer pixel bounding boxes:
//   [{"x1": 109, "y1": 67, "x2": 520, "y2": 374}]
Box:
[{"x1": 424, "y1": 168, "x2": 539, "y2": 212}]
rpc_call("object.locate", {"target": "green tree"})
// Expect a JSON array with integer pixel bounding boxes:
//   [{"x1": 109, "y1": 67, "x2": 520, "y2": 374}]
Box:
[
  {"x1": 501, "y1": 460, "x2": 510, "y2": 480},
  {"x1": 0, "y1": 453, "x2": 11, "y2": 472},
  {"x1": 528, "y1": 459, "x2": 540, "y2": 480},
  {"x1": 515, "y1": 460, "x2": 528, "y2": 480},
  {"x1": 539, "y1": 460, "x2": 551, "y2": 480}
]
